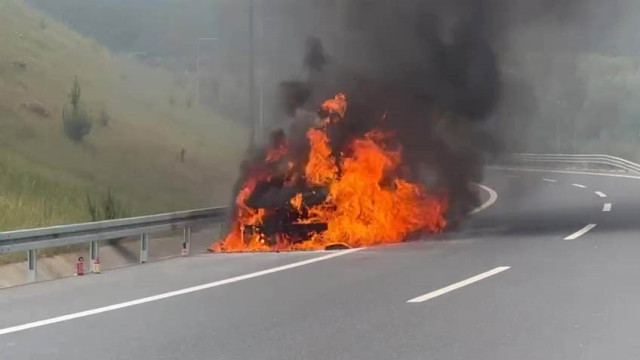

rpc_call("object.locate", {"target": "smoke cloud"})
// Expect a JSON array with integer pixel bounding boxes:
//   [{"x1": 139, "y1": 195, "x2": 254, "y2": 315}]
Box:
[
  {"x1": 265, "y1": 0, "x2": 508, "y2": 223},
  {"x1": 224, "y1": 0, "x2": 626, "y2": 231}
]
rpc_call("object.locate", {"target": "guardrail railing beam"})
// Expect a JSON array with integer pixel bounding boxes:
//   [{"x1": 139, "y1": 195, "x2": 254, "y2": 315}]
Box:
[
  {"x1": 511, "y1": 153, "x2": 640, "y2": 175},
  {"x1": 0, "y1": 206, "x2": 227, "y2": 285}
]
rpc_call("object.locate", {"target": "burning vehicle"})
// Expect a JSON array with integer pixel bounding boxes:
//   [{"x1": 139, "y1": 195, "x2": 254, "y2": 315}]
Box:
[
  {"x1": 213, "y1": 93, "x2": 448, "y2": 252},
  {"x1": 212, "y1": 1, "x2": 503, "y2": 253}
]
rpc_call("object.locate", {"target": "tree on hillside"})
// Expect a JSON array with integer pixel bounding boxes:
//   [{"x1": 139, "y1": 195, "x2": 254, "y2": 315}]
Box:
[
  {"x1": 86, "y1": 189, "x2": 128, "y2": 222},
  {"x1": 62, "y1": 76, "x2": 92, "y2": 142}
]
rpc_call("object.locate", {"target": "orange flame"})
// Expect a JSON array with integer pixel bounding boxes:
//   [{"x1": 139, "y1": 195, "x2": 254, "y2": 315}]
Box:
[
  {"x1": 305, "y1": 128, "x2": 338, "y2": 185},
  {"x1": 305, "y1": 130, "x2": 446, "y2": 247},
  {"x1": 213, "y1": 93, "x2": 447, "y2": 252},
  {"x1": 290, "y1": 193, "x2": 304, "y2": 212},
  {"x1": 266, "y1": 139, "x2": 288, "y2": 163},
  {"x1": 321, "y1": 93, "x2": 347, "y2": 118}
]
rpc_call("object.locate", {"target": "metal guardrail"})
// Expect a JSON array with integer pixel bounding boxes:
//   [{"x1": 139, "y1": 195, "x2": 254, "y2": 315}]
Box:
[
  {"x1": 0, "y1": 207, "x2": 228, "y2": 283},
  {"x1": 511, "y1": 153, "x2": 640, "y2": 175}
]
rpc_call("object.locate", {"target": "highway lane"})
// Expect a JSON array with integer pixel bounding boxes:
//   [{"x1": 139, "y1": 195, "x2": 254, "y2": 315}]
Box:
[
  {"x1": 2, "y1": 167, "x2": 640, "y2": 359},
  {"x1": 493, "y1": 167, "x2": 640, "y2": 234}
]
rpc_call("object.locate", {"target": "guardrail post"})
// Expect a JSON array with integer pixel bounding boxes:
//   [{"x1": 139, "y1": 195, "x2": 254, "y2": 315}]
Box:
[
  {"x1": 140, "y1": 233, "x2": 149, "y2": 263},
  {"x1": 27, "y1": 249, "x2": 37, "y2": 283},
  {"x1": 89, "y1": 241, "x2": 99, "y2": 272},
  {"x1": 182, "y1": 227, "x2": 191, "y2": 256}
]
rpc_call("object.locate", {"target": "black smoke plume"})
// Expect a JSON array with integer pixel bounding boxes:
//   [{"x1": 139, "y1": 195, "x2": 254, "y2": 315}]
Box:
[
  {"x1": 225, "y1": 0, "x2": 592, "y2": 235},
  {"x1": 274, "y1": 1, "x2": 503, "y2": 223}
]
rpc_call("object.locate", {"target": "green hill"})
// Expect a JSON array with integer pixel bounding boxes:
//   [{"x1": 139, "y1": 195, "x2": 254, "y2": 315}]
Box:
[{"x1": 0, "y1": 1, "x2": 246, "y2": 230}]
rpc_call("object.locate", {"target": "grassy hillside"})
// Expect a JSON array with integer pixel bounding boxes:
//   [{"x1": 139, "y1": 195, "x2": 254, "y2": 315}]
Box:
[{"x1": 0, "y1": 0, "x2": 247, "y2": 230}]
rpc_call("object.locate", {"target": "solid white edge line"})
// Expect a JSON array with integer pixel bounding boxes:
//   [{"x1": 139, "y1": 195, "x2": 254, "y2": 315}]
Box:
[
  {"x1": 603, "y1": 203, "x2": 612, "y2": 212},
  {"x1": 0, "y1": 248, "x2": 363, "y2": 336},
  {"x1": 469, "y1": 184, "x2": 498, "y2": 215},
  {"x1": 407, "y1": 266, "x2": 510, "y2": 303},
  {"x1": 595, "y1": 191, "x2": 607, "y2": 198},
  {"x1": 564, "y1": 224, "x2": 597, "y2": 240},
  {"x1": 572, "y1": 183, "x2": 587, "y2": 189},
  {"x1": 543, "y1": 178, "x2": 557, "y2": 183}
]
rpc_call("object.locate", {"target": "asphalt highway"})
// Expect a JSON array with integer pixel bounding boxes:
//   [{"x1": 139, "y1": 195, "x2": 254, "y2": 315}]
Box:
[{"x1": 2, "y1": 167, "x2": 640, "y2": 359}]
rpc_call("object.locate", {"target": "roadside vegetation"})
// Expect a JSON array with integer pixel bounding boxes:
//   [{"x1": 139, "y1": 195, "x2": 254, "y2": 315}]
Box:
[
  {"x1": 0, "y1": 1, "x2": 247, "y2": 235},
  {"x1": 62, "y1": 76, "x2": 93, "y2": 142},
  {"x1": 86, "y1": 190, "x2": 128, "y2": 222},
  {"x1": 496, "y1": 53, "x2": 640, "y2": 161}
]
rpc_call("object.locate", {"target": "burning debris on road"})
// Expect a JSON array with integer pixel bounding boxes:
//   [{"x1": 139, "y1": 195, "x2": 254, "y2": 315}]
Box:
[{"x1": 213, "y1": 93, "x2": 448, "y2": 252}]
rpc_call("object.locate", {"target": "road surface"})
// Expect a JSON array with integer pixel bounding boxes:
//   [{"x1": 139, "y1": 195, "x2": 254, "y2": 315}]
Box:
[{"x1": 2, "y1": 167, "x2": 640, "y2": 359}]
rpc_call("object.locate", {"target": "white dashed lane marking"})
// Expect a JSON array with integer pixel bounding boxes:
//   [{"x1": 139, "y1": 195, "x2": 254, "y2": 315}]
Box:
[
  {"x1": 407, "y1": 267, "x2": 511, "y2": 303},
  {"x1": 564, "y1": 224, "x2": 597, "y2": 240}
]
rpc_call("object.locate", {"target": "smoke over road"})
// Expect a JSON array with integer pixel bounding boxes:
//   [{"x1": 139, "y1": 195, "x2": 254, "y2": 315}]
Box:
[{"x1": 216, "y1": 0, "x2": 611, "y2": 250}]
